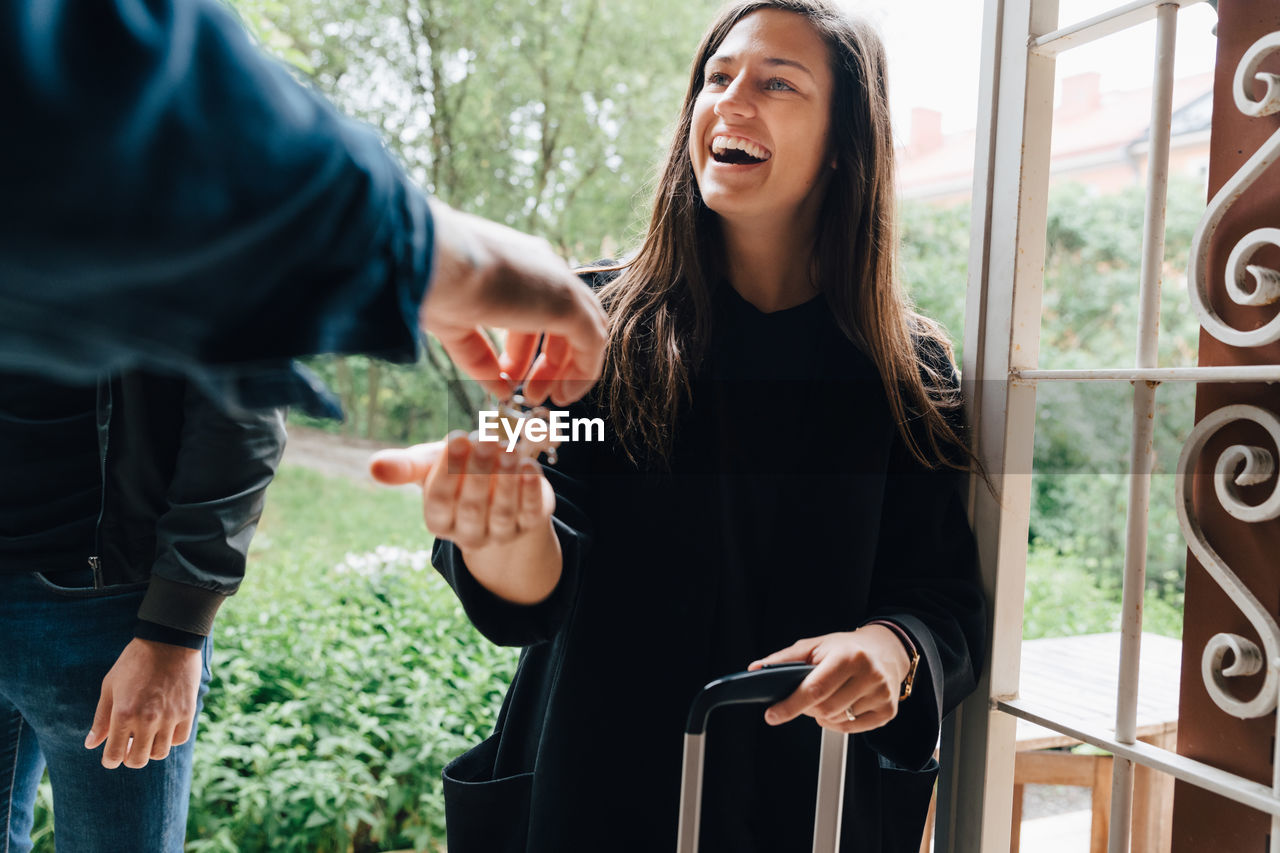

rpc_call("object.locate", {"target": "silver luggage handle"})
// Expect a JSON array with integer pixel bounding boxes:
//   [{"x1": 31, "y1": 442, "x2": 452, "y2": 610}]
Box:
[{"x1": 676, "y1": 664, "x2": 848, "y2": 853}]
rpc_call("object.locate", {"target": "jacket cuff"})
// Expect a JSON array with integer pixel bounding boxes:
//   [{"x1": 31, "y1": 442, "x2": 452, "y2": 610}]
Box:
[
  {"x1": 133, "y1": 619, "x2": 206, "y2": 649},
  {"x1": 861, "y1": 613, "x2": 944, "y2": 771},
  {"x1": 137, "y1": 575, "x2": 228, "y2": 636}
]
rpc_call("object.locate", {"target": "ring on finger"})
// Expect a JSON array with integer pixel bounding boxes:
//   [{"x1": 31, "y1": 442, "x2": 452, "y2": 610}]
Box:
[{"x1": 844, "y1": 706, "x2": 857, "y2": 723}]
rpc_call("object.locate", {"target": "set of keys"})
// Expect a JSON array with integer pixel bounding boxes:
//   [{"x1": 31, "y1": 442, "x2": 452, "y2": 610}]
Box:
[{"x1": 495, "y1": 371, "x2": 560, "y2": 465}]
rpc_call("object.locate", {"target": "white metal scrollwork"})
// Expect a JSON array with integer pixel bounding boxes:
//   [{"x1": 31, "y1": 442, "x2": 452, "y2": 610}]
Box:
[
  {"x1": 1189, "y1": 32, "x2": 1280, "y2": 347},
  {"x1": 1177, "y1": 404, "x2": 1280, "y2": 719}
]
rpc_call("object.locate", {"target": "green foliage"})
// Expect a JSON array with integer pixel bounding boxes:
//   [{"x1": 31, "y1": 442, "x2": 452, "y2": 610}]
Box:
[
  {"x1": 901, "y1": 178, "x2": 1209, "y2": 638},
  {"x1": 181, "y1": 468, "x2": 519, "y2": 845},
  {"x1": 185, "y1": 466, "x2": 517, "y2": 851},
  {"x1": 1030, "y1": 178, "x2": 1204, "y2": 608},
  {"x1": 187, "y1": 554, "x2": 514, "y2": 852},
  {"x1": 226, "y1": 0, "x2": 722, "y2": 443},
  {"x1": 1039, "y1": 179, "x2": 1204, "y2": 371},
  {"x1": 30, "y1": 779, "x2": 53, "y2": 853},
  {"x1": 899, "y1": 198, "x2": 971, "y2": 360},
  {"x1": 229, "y1": 0, "x2": 717, "y2": 257},
  {"x1": 294, "y1": 351, "x2": 479, "y2": 443},
  {"x1": 1023, "y1": 544, "x2": 1183, "y2": 641}
]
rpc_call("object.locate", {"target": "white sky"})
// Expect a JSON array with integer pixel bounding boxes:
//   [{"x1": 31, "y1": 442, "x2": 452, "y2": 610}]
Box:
[{"x1": 837, "y1": 0, "x2": 1222, "y2": 139}]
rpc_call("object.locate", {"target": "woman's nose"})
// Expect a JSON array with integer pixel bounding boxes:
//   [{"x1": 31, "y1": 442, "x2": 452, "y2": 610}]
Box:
[{"x1": 714, "y1": 78, "x2": 755, "y2": 119}]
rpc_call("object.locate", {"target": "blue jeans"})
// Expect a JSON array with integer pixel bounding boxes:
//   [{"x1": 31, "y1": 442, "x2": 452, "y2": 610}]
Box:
[{"x1": 0, "y1": 569, "x2": 212, "y2": 853}]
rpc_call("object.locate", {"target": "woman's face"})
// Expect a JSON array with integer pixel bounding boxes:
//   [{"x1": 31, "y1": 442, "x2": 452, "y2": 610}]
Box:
[{"x1": 688, "y1": 9, "x2": 835, "y2": 229}]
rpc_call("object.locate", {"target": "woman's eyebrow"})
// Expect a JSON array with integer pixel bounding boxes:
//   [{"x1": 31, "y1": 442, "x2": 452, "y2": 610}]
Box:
[
  {"x1": 764, "y1": 57, "x2": 814, "y2": 78},
  {"x1": 705, "y1": 53, "x2": 814, "y2": 79}
]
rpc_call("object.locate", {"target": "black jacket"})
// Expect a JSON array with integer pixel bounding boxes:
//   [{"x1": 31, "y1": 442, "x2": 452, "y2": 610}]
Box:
[
  {"x1": 94, "y1": 372, "x2": 286, "y2": 641},
  {"x1": 433, "y1": 286, "x2": 985, "y2": 853}
]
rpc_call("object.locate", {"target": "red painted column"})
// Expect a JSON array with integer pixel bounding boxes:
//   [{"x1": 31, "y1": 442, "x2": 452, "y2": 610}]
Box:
[{"x1": 1171, "y1": 2, "x2": 1280, "y2": 850}]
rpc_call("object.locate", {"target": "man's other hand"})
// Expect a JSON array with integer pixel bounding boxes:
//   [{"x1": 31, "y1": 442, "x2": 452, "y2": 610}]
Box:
[
  {"x1": 420, "y1": 201, "x2": 607, "y2": 406},
  {"x1": 84, "y1": 638, "x2": 202, "y2": 769}
]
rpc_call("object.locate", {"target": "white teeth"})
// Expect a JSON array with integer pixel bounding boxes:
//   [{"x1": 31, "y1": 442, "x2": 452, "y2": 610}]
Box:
[{"x1": 711, "y1": 135, "x2": 770, "y2": 161}]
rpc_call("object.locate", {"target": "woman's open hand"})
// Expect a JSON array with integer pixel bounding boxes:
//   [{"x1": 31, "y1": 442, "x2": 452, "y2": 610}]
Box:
[
  {"x1": 372, "y1": 430, "x2": 555, "y2": 551},
  {"x1": 748, "y1": 625, "x2": 912, "y2": 734},
  {"x1": 421, "y1": 431, "x2": 555, "y2": 552},
  {"x1": 370, "y1": 431, "x2": 561, "y2": 603}
]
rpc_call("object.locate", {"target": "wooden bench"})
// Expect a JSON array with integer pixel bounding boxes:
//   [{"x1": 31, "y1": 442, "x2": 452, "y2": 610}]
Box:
[{"x1": 921, "y1": 632, "x2": 1181, "y2": 853}]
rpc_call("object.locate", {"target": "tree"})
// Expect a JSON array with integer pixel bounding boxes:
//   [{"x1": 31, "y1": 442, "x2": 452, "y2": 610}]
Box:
[
  {"x1": 232, "y1": 0, "x2": 717, "y2": 256},
  {"x1": 901, "y1": 178, "x2": 1208, "y2": 616},
  {"x1": 228, "y1": 0, "x2": 719, "y2": 438}
]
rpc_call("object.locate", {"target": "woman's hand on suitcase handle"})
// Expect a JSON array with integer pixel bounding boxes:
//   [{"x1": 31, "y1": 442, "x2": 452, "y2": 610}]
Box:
[
  {"x1": 370, "y1": 431, "x2": 563, "y2": 604},
  {"x1": 747, "y1": 625, "x2": 912, "y2": 733}
]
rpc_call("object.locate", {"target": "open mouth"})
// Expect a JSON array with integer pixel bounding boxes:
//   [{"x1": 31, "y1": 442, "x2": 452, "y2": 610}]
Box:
[{"x1": 710, "y1": 135, "x2": 771, "y2": 165}]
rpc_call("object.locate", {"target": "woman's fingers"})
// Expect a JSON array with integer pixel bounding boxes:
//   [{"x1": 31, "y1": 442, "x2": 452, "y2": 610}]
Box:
[
  {"x1": 369, "y1": 442, "x2": 446, "y2": 485},
  {"x1": 810, "y1": 679, "x2": 865, "y2": 724},
  {"x1": 815, "y1": 701, "x2": 895, "y2": 734},
  {"x1": 748, "y1": 636, "x2": 822, "y2": 671},
  {"x1": 764, "y1": 654, "x2": 847, "y2": 726},
  {"x1": 452, "y1": 439, "x2": 500, "y2": 547},
  {"x1": 423, "y1": 432, "x2": 472, "y2": 536},
  {"x1": 487, "y1": 450, "x2": 522, "y2": 542},
  {"x1": 515, "y1": 459, "x2": 552, "y2": 531},
  {"x1": 811, "y1": 678, "x2": 898, "y2": 733},
  {"x1": 418, "y1": 429, "x2": 555, "y2": 550},
  {"x1": 753, "y1": 630, "x2": 904, "y2": 733}
]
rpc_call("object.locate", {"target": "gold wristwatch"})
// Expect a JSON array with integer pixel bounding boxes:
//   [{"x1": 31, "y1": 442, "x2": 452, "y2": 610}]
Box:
[{"x1": 865, "y1": 619, "x2": 920, "y2": 702}]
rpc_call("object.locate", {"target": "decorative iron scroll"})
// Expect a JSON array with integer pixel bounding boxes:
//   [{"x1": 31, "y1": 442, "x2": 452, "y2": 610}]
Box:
[
  {"x1": 1189, "y1": 32, "x2": 1280, "y2": 348},
  {"x1": 1177, "y1": 404, "x2": 1280, "y2": 719}
]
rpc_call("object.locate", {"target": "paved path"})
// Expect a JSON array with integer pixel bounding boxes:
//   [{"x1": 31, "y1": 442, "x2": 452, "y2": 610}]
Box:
[{"x1": 280, "y1": 424, "x2": 399, "y2": 483}]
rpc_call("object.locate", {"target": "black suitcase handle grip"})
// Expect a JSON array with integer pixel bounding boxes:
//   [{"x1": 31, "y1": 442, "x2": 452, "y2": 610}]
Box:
[{"x1": 684, "y1": 663, "x2": 814, "y2": 735}]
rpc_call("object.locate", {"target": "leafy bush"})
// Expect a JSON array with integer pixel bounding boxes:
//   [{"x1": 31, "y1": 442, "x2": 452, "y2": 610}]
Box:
[
  {"x1": 184, "y1": 468, "x2": 518, "y2": 852},
  {"x1": 187, "y1": 544, "x2": 517, "y2": 852},
  {"x1": 1023, "y1": 543, "x2": 1183, "y2": 641}
]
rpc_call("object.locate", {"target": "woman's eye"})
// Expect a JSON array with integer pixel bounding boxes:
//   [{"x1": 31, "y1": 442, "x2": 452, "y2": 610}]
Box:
[
  {"x1": 707, "y1": 71, "x2": 729, "y2": 86},
  {"x1": 766, "y1": 78, "x2": 794, "y2": 92}
]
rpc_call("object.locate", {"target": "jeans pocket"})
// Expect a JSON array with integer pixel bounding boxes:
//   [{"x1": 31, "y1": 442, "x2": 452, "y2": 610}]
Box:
[
  {"x1": 443, "y1": 733, "x2": 533, "y2": 853},
  {"x1": 32, "y1": 568, "x2": 148, "y2": 598}
]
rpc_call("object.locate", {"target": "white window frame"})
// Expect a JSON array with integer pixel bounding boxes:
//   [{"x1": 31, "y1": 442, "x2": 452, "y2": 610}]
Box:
[{"x1": 932, "y1": 2, "x2": 1280, "y2": 851}]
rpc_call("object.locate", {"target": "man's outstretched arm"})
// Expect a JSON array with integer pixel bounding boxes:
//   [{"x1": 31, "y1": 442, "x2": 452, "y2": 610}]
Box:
[{"x1": 1, "y1": 0, "x2": 604, "y2": 408}]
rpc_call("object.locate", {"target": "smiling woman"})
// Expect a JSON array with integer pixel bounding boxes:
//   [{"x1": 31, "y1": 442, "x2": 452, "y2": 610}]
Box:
[
  {"x1": 690, "y1": 10, "x2": 834, "y2": 240},
  {"x1": 383, "y1": 2, "x2": 988, "y2": 852}
]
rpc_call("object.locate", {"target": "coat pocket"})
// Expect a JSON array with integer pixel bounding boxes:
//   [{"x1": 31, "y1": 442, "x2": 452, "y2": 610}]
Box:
[
  {"x1": 877, "y1": 754, "x2": 939, "y2": 853},
  {"x1": 32, "y1": 568, "x2": 148, "y2": 598},
  {"x1": 443, "y1": 733, "x2": 533, "y2": 853}
]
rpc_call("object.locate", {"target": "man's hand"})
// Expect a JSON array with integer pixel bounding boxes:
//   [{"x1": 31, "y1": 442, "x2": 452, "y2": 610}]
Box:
[
  {"x1": 84, "y1": 637, "x2": 203, "y2": 769},
  {"x1": 421, "y1": 200, "x2": 607, "y2": 406}
]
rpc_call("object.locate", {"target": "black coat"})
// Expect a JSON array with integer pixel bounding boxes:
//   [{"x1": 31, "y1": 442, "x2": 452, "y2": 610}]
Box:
[
  {"x1": 96, "y1": 372, "x2": 286, "y2": 639},
  {"x1": 433, "y1": 287, "x2": 985, "y2": 852}
]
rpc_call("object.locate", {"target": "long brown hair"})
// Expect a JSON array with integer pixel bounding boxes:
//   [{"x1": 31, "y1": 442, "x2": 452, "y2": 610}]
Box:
[{"x1": 594, "y1": 0, "x2": 970, "y2": 471}]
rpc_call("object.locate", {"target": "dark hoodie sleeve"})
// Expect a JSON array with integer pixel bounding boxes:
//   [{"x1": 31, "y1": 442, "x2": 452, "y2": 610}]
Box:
[
  {"x1": 861, "y1": 341, "x2": 987, "y2": 770},
  {"x1": 0, "y1": 0, "x2": 432, "y2": 413},
  {"x1": 136, "y1": 380, "x2": 287, "y2": 638}
]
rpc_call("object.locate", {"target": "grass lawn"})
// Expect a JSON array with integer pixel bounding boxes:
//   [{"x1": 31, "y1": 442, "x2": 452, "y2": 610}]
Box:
[{"x1": 246, "y1": 464, "x2": 430, "y2": 584}]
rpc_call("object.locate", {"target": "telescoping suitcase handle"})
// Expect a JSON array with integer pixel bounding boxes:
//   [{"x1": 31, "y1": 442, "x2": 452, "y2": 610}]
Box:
[{"x1": 676, "y1": 663, "x2": 849, "y2": 853}]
